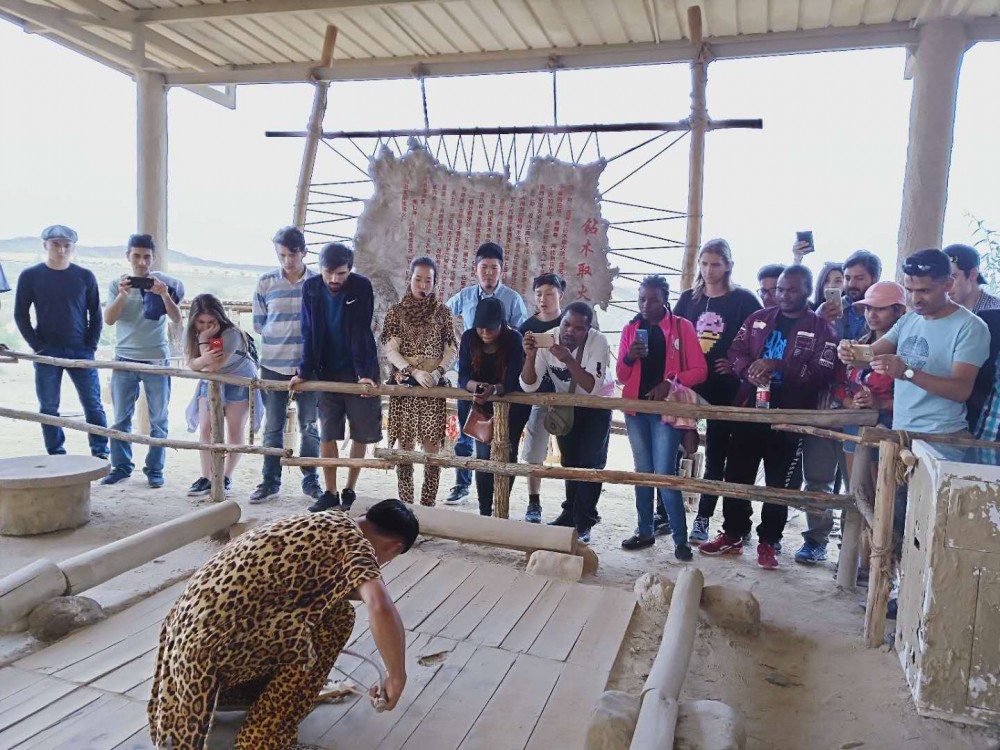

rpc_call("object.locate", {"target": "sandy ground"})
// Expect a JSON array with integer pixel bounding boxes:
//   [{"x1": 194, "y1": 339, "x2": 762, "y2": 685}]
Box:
[{"x1": 0, "y1": 359, "x2": 997, "y2": 750}]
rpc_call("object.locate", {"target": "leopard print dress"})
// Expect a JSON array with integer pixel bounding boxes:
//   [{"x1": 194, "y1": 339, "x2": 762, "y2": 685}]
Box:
[
  {"x1": 380, "y1": 296, "x2": 457, "y2": 506},
  {"x1": 147, "y1": 512, "x2": 381, "y2": 750}
]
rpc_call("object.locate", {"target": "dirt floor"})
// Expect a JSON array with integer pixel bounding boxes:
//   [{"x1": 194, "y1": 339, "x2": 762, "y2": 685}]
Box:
[{"x1": 1, "y1": 359, "x2": 998, "y2": 750}]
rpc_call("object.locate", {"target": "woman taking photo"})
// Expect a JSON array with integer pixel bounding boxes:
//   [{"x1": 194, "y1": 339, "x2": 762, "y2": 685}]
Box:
[
  {"x1": 381, "y1": 256, "x2": 457, "y2": 506},
  {"x1": 673, "y1": 239, "x2": 761, "y2": 544},
  {"x1": 812, "y1": 262, "x2": 845, "y2": 311},
  {"x1": 518, "y1": 272, "x2": 565, "y2": 523},
  {"x1": 184, "y1": 294, "x2": 263, "y2": 497},
  {"x1": 459, "y1": 297, "x2": 530, "y2": 517},
  {"x1": 618, "y1": 275, "x2": 707, "y2": 559}
]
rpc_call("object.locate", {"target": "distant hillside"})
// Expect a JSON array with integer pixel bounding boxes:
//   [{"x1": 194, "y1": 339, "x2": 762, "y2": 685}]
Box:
[{"x1": 0, "y1": 237, "x2": 271, "y2": 274}]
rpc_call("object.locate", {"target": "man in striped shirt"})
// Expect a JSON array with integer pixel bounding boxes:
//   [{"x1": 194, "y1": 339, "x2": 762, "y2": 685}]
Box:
[{"x1": 248, "y1": 226, "x2": 323, "y2": 503}]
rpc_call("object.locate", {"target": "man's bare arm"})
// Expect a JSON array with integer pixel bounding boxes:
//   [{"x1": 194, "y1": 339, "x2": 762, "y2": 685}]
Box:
[{"x1": 357, "y1": 577, "x2": 407, "y2": 710}]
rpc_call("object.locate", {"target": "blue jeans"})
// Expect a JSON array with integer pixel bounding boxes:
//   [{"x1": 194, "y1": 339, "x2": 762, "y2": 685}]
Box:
[
  {"x1": 454, "y1": 398, "x2": 473, "y2": 488},
  {"x1": 34, "y1": 344, "x2": 108, "y2": 456},
  {"x1": 260, "y1": 367, "x2": 319, "y2": 488},
  {"x1": 625, "y1": 413, "x2": 687, "y2": 545},
  {"x1": 109, "y1": 358, "x2": 170, "y2": 478}
]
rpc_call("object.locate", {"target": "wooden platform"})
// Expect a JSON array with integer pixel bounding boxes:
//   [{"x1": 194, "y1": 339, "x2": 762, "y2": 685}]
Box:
[{"x1": 0, "y1": 553, "x2": 636, "y2": 749}]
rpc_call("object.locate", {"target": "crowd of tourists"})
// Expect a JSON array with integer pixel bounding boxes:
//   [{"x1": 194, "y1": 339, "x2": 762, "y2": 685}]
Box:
[{"x1": 6, "y1": 224, "x2": 999, "y2": 573}]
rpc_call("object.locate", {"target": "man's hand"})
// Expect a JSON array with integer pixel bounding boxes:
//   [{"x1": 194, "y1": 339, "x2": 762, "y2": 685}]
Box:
[
  {"x1": 646, "y1": 381, "x2": 673, "y2": 401},
  {"x1": 747, "y1": 359, "x2": 776, "y2": 387},
  {"x1": 713, "y1": 358, "x2": 732, "y2": 376},
  {"x1": 871, "y1": 354, "x2": 908, "y2": 380},
  {"x1": 288, "y1": 375, "x2": 305, "y2": 391},
  {"x1": 358, "y1": 377, "x2": 377, "y2": 398},
  {"x1": 550, "y1": 344, "x2": 572, "y2": 364},
  {"x1": 377, "y1": 672, "x2": 406, "y2": 711},
  {"x1": 523, "y1": 332, "x2": 538, "y2": 357},
  {"x1": 117, "y1": 276, "x2": 131, "y2": 297},
  {"x1": 627, "y1": 339, "x2": 648, "y2": 363},
  {"x1": 150, "y1": 278, "x2": 169, "y2": 297}
]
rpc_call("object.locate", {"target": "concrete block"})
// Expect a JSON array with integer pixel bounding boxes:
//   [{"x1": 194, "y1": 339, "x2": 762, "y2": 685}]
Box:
[
  {"x1": 585, "y1": 690, "x2": 640, "y2": 750},
  {"x1": 675, "y1": 700, "x2": 745, "y2": 750},
  {"x1": 527, "y1": 550, "x2": 584, "y2": 581},
  {"x1": 0, "y1": 455, "x2": 107, "y2": 536}
]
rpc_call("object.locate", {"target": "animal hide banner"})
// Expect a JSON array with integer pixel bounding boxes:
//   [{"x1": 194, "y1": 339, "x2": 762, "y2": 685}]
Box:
[{"x1": 356, "y1": 140, "x2": 617, "y2": 330}]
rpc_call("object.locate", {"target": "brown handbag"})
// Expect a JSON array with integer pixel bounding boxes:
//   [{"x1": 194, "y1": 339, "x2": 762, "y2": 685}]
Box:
[{"x1": 462, "y1": 405, "x2": 494, "y2": 444}]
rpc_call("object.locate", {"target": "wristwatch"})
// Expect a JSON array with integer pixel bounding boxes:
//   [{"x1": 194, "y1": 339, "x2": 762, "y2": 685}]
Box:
[{"x1": 903, "y1": 368, "x2": 915, "y2": 381}]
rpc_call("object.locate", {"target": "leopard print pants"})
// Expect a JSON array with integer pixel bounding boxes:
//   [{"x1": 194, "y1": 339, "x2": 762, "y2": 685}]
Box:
[{"x1": 397, "y1": 459, "x2": 441, "y2": 507}]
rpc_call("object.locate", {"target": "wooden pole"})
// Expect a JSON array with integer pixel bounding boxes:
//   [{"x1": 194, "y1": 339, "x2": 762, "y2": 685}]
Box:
[
  {"x1": 374, "y1": 449, "x2": 851, "y2": 511},
  {"x1": 860, "y1": 425, "x2": 996, "y2": 451},
  {"x1": 209, "y1": 381, "x2": 226, "y2": 503},
  {"x1": 1, "y1": 350, "x2": 878, "y2": 428},
  {"x1": 837, "y1": 509, "x2": 863, "y2": 591},
  {"x1": 348, "y1": 496, "x2": 576, "y2": 554},
  {"x1": 630, "y1": 566, "x2": 704, "y2": 750},
  {"x1": 0, "y1": 406, "x2": 288, "y2": 456},
  {"x1": 137, "y1": 70, "x2": 169, "y2": 270},
  {"x1": 864, "y1": 439, "x2": 900, "y2": 647},
  {"x1": 773, "y1": 423, "x2": 866, "y2": 444},
  {"x1": 282, "y1": 457, "x2": 393, "y2": 470},
  {"x1": 292, "y1": 25, "x2": 338, "y2": 228},
  {"x1": 681, "y1": 5, "x2": 708, "y2": 292},
  {"x1": 491, "y1": 401, "x2": 511, "y2": 519}
]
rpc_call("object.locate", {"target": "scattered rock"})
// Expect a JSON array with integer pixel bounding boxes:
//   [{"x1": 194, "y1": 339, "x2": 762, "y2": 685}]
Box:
[
  {"x1": 841, "y1": 743, "x2": 865, "y2": 749},
  {"x1": 226, "y1": 517, "x2": 262, "y2": 541},
  {"x1": 700, "y1": 584, "x2": 761, "y2": 636},
  {"x1": 527, "y1": 550, "x2": 584, "y2": 581},
  {"x1": 763, "y1": 670, "x2": 802, "y2": 688},
  {"x1": 634, "y1": 572, "x2": 674, "y2": 614},
  {"x1": 28, "y1": 596, "x2": 106, "y2": 642},
  {"x1": 675, "y1": 700, "x2": 746, "y2": 750},
  {"x1": 584, "y1": 690, "x2": 640, "y2": 750}
]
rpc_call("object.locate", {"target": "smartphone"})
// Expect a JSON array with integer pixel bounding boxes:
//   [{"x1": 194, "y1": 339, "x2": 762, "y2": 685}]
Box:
[
  {"x1": 635, "y1": 329, "x2": 649, "y2": 347},
  {"x1": 796, "y1": 230, "x2": 814, "y2": 250},
  {"x1": 127, "y1": 275, "x2": 154, "y2": 291},
  {"x1": 533, "y1": 332, "x2": 555, "y2": 348},
  {"x1": 209, "y1": 337, "x2": 224, "y2": 352},
  {"x1": 851, "y1": 343, "x2": 874, "y2": 362},
  {"x1": 824, "y1": 287, "x2": 843, "y2": 317}
]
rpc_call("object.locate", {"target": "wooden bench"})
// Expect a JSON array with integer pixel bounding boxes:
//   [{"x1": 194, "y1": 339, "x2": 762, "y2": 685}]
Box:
[{"x1": 0, "y1": 456, "x2": 109, "y2": 536}]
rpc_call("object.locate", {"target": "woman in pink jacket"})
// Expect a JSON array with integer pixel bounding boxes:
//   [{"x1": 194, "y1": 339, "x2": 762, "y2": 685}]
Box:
[{"x1": 617, "y1": 275, "x2": 708, "y2": 559}]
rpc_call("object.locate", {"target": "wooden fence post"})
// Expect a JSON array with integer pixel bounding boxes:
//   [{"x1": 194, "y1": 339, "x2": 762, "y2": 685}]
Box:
[
  {"x1": 209, "y1": 381, "x2": 226, "y2": 503},
  {"x1": 864, "y1": 439, "x2": 900, "y2": 647}
]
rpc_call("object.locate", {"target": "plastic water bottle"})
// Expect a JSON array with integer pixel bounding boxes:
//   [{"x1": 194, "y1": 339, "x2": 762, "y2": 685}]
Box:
[{"x1": 755, "y1": 383, "x2": 771, "y2": 409}]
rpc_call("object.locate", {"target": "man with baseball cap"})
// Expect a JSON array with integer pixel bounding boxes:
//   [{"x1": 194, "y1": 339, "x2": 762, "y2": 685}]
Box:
[
  {"x1": 945, "y1": 244, "x2": 1000, "y2": 314},
  {"x1": 14, "y1": 225, "x2": 109, "y2": 457}
]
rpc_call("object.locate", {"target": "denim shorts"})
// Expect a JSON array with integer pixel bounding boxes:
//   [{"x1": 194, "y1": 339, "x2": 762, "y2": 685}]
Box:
[{"x1": 197, "y1": 379, "x2": 250, "y2": 403}]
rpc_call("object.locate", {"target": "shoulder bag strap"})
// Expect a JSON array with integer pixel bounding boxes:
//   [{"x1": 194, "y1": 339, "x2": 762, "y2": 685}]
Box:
[{"x1": 568, "y1": 331, "x2": 588, "y2": 396}]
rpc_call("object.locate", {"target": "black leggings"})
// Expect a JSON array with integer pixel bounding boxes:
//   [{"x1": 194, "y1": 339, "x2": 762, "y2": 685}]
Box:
[{"x1": 474, "y1": 403, "x2": 531, "y2": 516}]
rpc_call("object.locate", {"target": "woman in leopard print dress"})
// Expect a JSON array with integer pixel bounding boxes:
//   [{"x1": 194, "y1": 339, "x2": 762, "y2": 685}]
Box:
[{"x1": 380, "y1": 256, "x2": 457, "y2": 506}]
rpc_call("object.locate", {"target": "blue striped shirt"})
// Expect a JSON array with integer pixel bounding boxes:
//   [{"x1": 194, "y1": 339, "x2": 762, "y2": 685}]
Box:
[{"x1": 253, "y1": 267, "x2": 316, "y2": 375}]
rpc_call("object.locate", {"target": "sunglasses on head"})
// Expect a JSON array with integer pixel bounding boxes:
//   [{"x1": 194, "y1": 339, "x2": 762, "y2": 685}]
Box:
[{"x1": 902, "y1": 260, "x2": 936, "y2": 274}]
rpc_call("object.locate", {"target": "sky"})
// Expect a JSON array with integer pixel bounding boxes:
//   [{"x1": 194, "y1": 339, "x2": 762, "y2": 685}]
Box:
[{"x1": 0, "y1": 20, "x2": 997, "y2": 292}]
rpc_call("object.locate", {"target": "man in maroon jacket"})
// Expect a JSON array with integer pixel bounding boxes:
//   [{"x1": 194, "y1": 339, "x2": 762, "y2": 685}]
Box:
[{"x1": 699, "y1": 265, "x2": 837, "y2": 569}]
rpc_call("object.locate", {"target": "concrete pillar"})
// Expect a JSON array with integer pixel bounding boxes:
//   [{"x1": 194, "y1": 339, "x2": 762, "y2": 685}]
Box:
[
  {"x1": 137, "y1": 71, "x2": 169, "y2": 270},
  {"x1": 896, "y1": 19, "x2": 969, "y2": 278}
]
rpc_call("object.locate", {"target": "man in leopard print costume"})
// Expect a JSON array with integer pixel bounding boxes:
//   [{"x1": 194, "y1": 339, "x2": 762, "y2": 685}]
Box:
[{"x1": 147, "y1": 500, "x2": 418, "y2": 749}]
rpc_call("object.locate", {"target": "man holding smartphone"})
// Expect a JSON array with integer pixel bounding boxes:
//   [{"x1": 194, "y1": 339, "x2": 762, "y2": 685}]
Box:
[
  {"x1": 102, "y1": 234, "x2": 184, "y2": 487},
  {"x1": 792, "y1": 245, "x2": 881, "y2": 565},
  {"x1": 15, "y1": 225, "x2": 109, "y2": 458}
]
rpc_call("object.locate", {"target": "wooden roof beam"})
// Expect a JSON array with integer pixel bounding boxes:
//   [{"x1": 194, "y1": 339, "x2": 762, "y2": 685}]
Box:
[{"x1": 121, "y1": 0, "x2": 415, "y2": 25}]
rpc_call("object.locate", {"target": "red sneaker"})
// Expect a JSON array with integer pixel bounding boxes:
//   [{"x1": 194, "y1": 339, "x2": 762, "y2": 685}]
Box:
[
  {"x1": 698, "y1": 533, "x2": 744, "y2": 556},
  {"x1": 757, "y1": 543, "x2": 779, "y2": 570}
]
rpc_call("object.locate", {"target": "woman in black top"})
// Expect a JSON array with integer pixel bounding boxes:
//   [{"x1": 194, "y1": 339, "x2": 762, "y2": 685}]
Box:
[
  {"x1": 811, "y1": 262, "x2": 845, "y2": 311},
  {"x1": 517, "y1": 273, "x2": 565, "y2": 523},
  {"x1": 672, "y1": 239, "x2": 762, "y2": 543},
  {"x1": 459, "y1": 298, "x2": 531, "y2": 516}
]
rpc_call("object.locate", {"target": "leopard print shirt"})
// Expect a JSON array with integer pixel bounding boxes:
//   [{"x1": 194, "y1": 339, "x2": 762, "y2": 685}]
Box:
[{"x1": 148, "y1": 512, "x2": 381, "y2": 749}]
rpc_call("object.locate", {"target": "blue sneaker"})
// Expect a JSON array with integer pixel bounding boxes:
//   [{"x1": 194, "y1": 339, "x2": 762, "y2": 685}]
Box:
[
  {"x1": 100, "y1": 468, "x2": 130, "y2": 486},
  {"x1": 794, "y1": 541, "x2": 828, "y2": 564},
  {"x1": 147, "y1": 474, "x2": 164, "y2": 489},
  {"x1": 578, "y1": 528, "x2": 591, "y2": 544},
  {"x1": 689, "y1": 516, "x2": 710, "y2": 544}
]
